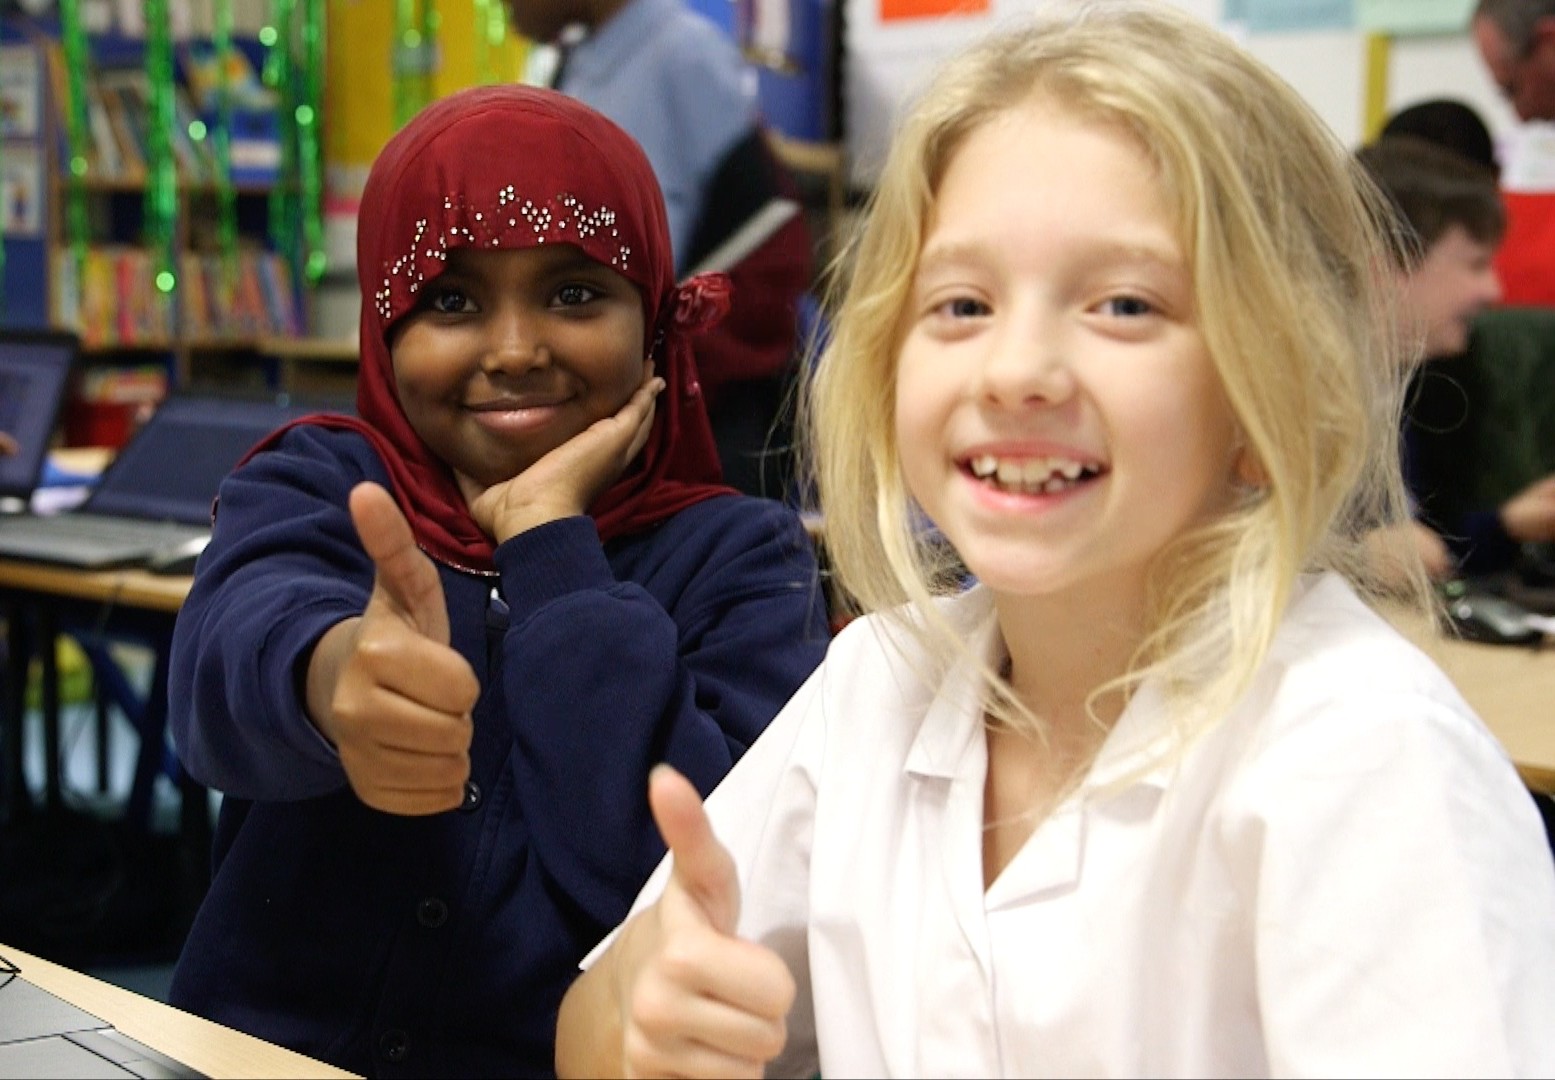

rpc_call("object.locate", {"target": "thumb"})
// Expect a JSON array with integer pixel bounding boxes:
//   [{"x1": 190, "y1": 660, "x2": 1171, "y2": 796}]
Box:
[
  {"x1": 650, "y1": 764, "x2": 740, "y2": 935},
  {"x1": 349, "y1": 481, "x2": 450, "y2": 644}
]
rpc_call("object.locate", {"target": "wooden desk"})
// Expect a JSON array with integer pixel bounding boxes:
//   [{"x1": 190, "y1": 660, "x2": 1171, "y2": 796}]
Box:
[
  {"x1": 1391, "y1": 611, "x2": 1555, "y2": 794},
  {"x1": 0, "y1": 561, "x2": 189, "y2": 614},
  {"x1": 1, "y1": 942, "x2": 356, "y2": 1078}
]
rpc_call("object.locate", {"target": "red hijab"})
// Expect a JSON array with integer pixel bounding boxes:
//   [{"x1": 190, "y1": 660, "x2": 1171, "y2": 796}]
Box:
[{"x1": 280, "y1": 85, "x2": 732, "y2": 573}]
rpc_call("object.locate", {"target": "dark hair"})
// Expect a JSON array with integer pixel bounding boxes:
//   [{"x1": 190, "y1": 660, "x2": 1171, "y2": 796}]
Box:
[
  {"x1": 1355, "y1": 135, "x2": 1506, "y2": 268},
  {"x1": 1476, "y1": 0, "x2": 1555, "y2": 55},
  {"x1": 1381, "y1": 99, "x2": 1498, "y2": 179}
]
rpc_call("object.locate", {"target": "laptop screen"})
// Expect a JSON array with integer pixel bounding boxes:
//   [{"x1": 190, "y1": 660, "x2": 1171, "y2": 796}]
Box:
[
  {"x1": 0, "y1": 330, "x2": 76, "y2": 505},
  {"x1": 83, "y1": 393, "x2": 334, "y2": 525}
]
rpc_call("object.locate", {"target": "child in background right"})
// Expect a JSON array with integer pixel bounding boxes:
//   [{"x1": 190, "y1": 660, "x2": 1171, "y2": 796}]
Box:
[
  {"x1": 1358, "y1": 134, "x2": 1555, "y2": 581},
  {"x1": 555, "y1": 2, "x2": 1555, "y2": 1076}
]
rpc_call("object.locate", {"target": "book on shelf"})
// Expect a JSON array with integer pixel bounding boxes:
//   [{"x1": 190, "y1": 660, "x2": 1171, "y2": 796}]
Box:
[
  {"x1": 256, "y1": 252, "x2": 301, "y2": 336},
  {"x1": 52, "y1": 247, "x2": 177, "y2": 347},
  {"x1": 177, "y1": 41, "x2": 280, "y2": 184},
  {"x1": 178, "y1": 251, "x2": 210, "y2": 337},
  {"x1": 171, "y1": 88, "x2": 215, "y2": 183},
  {"x1": 178, "y1": 38, "x2": 274, "y2": 114},
  {"x1": 173, "y1": 250, "x2": 300, "y2": 340},
  {"x1": 56, "y1": 245, "x2": 303, "y2": 346},
  {"x1": 43, "y1": 43, "x2": 249, "y2": 185},
  {"x1": 96, "y1": 72, "x2": 149, "y2": 181},
  {"x1": 75, "y1": 362, "x2": 169, "y2": 405},
  {"x1": 84, "y1": 82, "x2": 127, "y2": 179}
]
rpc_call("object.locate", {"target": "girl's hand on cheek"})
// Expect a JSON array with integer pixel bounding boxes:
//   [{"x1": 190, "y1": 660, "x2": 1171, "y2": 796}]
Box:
[{"x1": 467, "y1": 365, "x2": 664, "y2": 543}]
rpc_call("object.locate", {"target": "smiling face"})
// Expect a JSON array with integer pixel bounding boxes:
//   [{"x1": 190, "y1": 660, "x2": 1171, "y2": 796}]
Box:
[
  {"x1": 1400, "y1": 223, "x2": 1502, "y2": 359},
  {"x1": 390, "y1": 245, "x2": 646, "y2": 499},
  {"x1": 894, "y1": 102, "x2": 1241, "y2": 616}
]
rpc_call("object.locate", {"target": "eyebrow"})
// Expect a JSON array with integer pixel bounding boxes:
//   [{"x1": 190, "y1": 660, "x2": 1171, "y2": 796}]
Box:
[{"x1": 917, "y1": 235, "x2": 1186, "y2": 275}]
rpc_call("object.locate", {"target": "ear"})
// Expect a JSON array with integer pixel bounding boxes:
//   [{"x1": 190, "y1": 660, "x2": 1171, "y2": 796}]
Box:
[{"x1": 1234, "y1": 444, "x2": 1268, "y2": 490}]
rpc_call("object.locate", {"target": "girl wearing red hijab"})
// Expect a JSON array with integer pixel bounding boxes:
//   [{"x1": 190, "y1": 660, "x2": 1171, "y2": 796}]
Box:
[{"x1": 165, "y1": 85, "x2": 828, "y2": 1077}]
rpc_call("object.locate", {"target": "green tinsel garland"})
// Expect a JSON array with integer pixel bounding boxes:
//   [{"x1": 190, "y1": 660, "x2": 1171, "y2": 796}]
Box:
[{"x1": 57, "y1": 0, "x2": 93, "y2": 318}]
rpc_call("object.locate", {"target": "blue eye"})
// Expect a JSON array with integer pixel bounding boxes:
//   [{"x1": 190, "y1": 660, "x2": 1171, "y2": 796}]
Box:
[
  {"x1": 942, "y1": 296, "x2": 989, "y2": 319},
  {"x1": 1100, "y1": 296, "x2": 1153, "y2": 317}
]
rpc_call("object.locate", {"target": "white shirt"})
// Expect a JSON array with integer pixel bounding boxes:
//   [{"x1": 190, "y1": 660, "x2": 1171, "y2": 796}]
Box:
[{"x1": 618, "y1": 573, "x2": 1555, "y2": 1077}]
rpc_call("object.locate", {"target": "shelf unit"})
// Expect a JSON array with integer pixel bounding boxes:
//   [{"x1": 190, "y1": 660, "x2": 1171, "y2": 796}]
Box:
[{"x1": 2, "y1": 14, "x2": 319, "y2": 433}]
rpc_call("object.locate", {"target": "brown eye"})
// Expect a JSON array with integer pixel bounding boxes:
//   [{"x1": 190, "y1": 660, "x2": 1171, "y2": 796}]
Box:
[
  {"x1": 427, "y1": 286, "x2": 474, "y2": 314},
  {"x1": 554, "y1": 283, "x2": 599, "y2": 307}
]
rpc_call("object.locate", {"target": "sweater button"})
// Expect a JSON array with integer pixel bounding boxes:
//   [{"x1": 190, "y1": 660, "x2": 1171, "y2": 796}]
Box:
[
  {"x1": 378, "y1": 1028, "x2": 409, "y2": 1063},
  {"x1": 460, "y1": 780, "x2": 482, "y2": 811},
  {"x1": 417, "y1": 898, "x2": 449, "y2": 928}
]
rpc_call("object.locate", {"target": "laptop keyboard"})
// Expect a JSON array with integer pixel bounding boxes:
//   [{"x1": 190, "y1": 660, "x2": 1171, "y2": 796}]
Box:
[{"x1": 0, "y1": 513, "x2": 208, "y2": 568}]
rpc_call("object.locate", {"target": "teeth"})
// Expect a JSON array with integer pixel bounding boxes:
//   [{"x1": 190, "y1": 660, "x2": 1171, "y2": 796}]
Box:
[{"x1": 967, "y1": 453, "x2": 1095, "y2": 493}]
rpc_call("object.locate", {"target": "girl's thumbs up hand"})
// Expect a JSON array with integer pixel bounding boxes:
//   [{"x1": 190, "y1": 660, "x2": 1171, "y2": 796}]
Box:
[
  {"x1": 303, "y1": 482, "x2": 478, "y2": 816},
  {"x1": 612, "y1": 766, "x2": 795, "y2": 1079}
]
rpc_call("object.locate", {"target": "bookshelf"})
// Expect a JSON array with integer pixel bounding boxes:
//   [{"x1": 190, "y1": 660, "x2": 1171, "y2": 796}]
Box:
[{"x1": 1, "y1": 11, "x2": 312, "y2": 438}]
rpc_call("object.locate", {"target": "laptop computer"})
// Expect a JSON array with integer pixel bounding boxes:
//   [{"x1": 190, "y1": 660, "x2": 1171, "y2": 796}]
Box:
[
  {"x1": 0, "y1": 967, "x2": 206, "y2": 1078},
  {"x1": 0, "y1": 391, "x2": 334, "y2": 571},
  {"x1": 0, "y1": 329, "x2": 77, "y2": 515}
]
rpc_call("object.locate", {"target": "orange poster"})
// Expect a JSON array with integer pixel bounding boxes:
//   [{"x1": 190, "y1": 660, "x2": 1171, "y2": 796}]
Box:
[{"x1": 880, "y1": 0, "x2": 990, "y2": 20}]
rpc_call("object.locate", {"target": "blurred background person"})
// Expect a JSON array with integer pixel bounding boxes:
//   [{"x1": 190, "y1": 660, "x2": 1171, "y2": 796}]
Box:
[
  {"x1": 505, "y1": 0, "x2": 815, "y2": 498},
  {"x1": 1359, "y1": 134, "x2": 1555, "y2": 583}
]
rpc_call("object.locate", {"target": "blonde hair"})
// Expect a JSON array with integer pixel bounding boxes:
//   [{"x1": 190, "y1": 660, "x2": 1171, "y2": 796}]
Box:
[{"x1": 801, "y1": 0, "x2": 1430, "y2": 745}]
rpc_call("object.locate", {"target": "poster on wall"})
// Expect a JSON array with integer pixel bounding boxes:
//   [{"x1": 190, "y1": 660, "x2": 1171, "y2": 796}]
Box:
[
  {"x1": 0, "y1": 44, "x2": 41, "y2": 140},
  {"x1": 1244, "y1": 0, "x2": 1353, "y2": 33},
  {"x1": 1355, "y1": 0, "x2": 1473, "y2": 36},
  {"x1": 1163, "y1": 0, "x2": 1224, "y2": 22},
  {"x1": 879, "y1": 0, "x2": 989, "y2": 20},
  {"x1": 1, "y1": 143, "x2": 44, "y2": 237}
]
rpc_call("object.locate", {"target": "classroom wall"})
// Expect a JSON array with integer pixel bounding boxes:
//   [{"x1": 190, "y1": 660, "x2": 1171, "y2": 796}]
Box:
[
  {"x1": 1253, "y1": 24, "x2": 1514, "y2": 145},
  {"x1": 840, "y1": 0, "x2": 1516, "y2": 187}
]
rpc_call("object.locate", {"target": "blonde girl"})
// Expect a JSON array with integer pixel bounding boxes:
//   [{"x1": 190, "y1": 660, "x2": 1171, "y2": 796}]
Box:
[{"x1": 556, "y1": 3, "x2": 1555, "y2": 1076}]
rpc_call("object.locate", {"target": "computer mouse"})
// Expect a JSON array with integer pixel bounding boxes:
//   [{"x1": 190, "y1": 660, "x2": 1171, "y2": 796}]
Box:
[
  {"x1": 146, "y1": 535, "x2": 210, "y2": 576},
  {"x1": 1445, "y1": 592, "x2": 1545, "y2": 647}
]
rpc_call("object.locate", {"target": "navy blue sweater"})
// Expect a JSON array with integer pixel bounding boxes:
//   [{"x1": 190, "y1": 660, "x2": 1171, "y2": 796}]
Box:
[{"x1": 166, "y1": 425, "x2": 829, "y2": 1077}]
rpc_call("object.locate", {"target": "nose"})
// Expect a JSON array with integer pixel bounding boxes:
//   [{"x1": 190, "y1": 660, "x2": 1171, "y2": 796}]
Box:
[
  {"x1": 1484, "y1": 267, "x2": 1504, "y2": 307},
  {"x1": 975, "y1": 306, "x2": 1075, "y2": 407},
  {"x1": 482, "y1": 303, "x2": 550, "y2": 375}
]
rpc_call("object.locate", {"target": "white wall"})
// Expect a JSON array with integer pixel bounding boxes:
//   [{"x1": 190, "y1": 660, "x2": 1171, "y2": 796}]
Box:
[
  {"x1": 1250, "y1": 25, "x2": 1515, "y2": 146},
  {"x1": 842, "y1": 0, "x2": 1516, "y2": 186}
]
